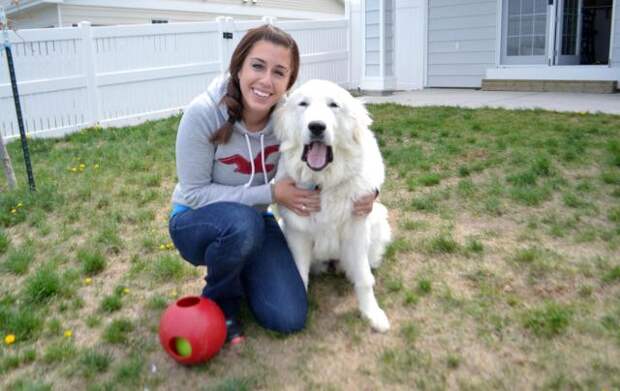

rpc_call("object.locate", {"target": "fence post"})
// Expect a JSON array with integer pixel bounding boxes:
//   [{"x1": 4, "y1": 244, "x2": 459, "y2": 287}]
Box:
[
  {"x1": 216, "y1": 16, "x2": 234, "y2": 74},
  {"x1": 348, "y1": 1, "x2": 362, "y2": 90},
  {"x1": 79, "y1": 21, "x2": 102, "y2": 126},
  {"x1": 261, "y1": 16, "x2": 277, "y2": 26}
]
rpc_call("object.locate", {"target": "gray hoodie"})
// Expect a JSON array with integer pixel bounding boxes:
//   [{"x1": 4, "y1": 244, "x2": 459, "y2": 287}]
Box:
[{"x1": 171, "y1": 74, "x2": 280, "y2": 211}]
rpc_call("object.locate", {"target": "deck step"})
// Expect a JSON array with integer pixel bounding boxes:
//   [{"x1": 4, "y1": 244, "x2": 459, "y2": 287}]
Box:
[{"x1": 481, "y1": 79, "x2": 617, "y2": 94}]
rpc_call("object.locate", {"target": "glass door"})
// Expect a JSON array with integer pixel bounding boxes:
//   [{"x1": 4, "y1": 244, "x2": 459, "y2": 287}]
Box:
[
  {"x1": 502, "y1": 0, "x2": 613, "y2": 66},
  {"x1": 501, "y1": 0, "x2": 550, "y2": 65},
  {"x1": 555, "y1": 0, "x2": 583, "y2": 64}
]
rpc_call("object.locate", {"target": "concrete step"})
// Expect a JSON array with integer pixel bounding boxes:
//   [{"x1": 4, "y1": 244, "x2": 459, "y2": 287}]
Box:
[{"x1": 481, "y1": 79, "x2": 617, "y2": 94}]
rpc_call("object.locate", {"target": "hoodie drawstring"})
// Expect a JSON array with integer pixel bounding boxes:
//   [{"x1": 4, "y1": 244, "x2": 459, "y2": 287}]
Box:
[
  {"x1": 244, "y1": 134, "x2": 255, "y2": 188},
  {"x1": 260, "y1": 134, "x2": 268, "y2": 185},
  {"x1": 243, "y1": 133, "x2": 270, "y2": 187}
]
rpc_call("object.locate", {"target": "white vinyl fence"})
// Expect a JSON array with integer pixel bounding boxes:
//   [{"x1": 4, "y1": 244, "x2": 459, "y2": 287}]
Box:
[{"x1": 0, "y1": 17, "x2": 349, "y2": 141}]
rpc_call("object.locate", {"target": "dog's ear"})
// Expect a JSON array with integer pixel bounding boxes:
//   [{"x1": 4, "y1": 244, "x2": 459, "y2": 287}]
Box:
[
  {"x1": 273, "y1": 94, "x2": 297, "y2": 143},
  {"x1": 350, "y1": 97, "x2": 372, "y2": 145},
  {"x1": 272, "y1": 98, "x2": 287, "y2": 141}
]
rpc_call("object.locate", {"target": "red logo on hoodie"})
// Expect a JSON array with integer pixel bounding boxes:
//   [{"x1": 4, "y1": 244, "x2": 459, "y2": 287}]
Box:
[{"x1": 218, "y1": 144, "x2": 280, "y2": 175}]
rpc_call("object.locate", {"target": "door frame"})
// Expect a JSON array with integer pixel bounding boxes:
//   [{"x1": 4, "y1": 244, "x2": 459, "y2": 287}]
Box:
[{"x1": 497, "y1": 0, "x2": 614, "y2": 66}]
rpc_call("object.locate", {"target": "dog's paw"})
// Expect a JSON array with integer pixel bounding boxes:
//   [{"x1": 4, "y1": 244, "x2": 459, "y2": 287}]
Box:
[{"x1": 365, "y1": 307, "x2": 390, "y2": 333}]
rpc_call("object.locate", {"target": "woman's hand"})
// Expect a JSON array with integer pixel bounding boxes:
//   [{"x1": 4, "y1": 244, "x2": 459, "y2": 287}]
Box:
[
  {"x1": 274, "y1": 177, "x2": 321, "y2": 216},
  {"x1": 352, "y1": 191, "x2": 378, "y2": 216}
]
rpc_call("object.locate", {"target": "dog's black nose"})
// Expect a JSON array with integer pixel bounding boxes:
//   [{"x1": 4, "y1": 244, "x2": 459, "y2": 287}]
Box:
[{"x1": 308, "y1": 121, "x2": 326, "y2": 136}]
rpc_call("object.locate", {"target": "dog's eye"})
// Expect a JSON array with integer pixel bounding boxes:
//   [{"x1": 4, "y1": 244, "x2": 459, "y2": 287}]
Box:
[
  {"x1": 298, "y1": 101, "x2": 308, "y2": 107},
  {"x1": 329, "y1": 102, "x2": 339, "y2": 108}
]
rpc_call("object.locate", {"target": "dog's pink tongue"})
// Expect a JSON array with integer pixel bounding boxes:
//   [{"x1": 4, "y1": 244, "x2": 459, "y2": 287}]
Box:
[{"x1": 306, "y1": 142, "x2": 327, "y2": 169}]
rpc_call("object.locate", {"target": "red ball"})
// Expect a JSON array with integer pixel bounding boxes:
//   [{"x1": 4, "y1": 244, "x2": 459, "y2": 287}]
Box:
[{"x1": 159, "y1": 296, "x2": 227, "y2": 365}]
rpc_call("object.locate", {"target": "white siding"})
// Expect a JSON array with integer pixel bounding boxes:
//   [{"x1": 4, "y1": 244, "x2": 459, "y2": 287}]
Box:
[
  {"x1": 9, "y1": 4, "x2": 59, "y2": 28},
  {"x1": 4, "y1": 0, "x2": 344, "y2": 29},
  {"x1": 427, "y1": 0, "x2": 497, "y2": 87},
  {"x1": 385, "y1": 0, "x2": 394, "y2": 76},
  {"x1": 365, "y1": 0, "x2": 380, "y2": 77},
  {"x1": 58, "y1": 5, "x2": 223, "y2": 26},
  {"x1": 178, "y1": 0, "x2": 344, "y2": 15},
  {"x1": 613, "y1": 0, "x2": 620, "y2": 67}
]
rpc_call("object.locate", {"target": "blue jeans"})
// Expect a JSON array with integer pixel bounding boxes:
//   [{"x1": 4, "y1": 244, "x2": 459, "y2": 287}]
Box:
[{"x1": 168, "y1": 202, "x2": 307, "y2": 334}]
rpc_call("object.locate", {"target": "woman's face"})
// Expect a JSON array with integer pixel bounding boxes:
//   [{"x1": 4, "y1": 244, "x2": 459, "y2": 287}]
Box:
[{"x1": 238, "y1": 40, "x2": 292, "y2": 123}]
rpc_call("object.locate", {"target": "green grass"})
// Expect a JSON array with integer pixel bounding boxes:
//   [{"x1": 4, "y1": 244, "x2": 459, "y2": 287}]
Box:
[
  {"x1": 149, "y1": 254, "x2": 193, "y2": 282},
  {"x1": 102, "y1": 319, "x2": 134, "y2": 345},
  {"x1": 417, "y1": 278, "x2": 432, "y2": 295},
  {"x1": 522, "y1": 302, "x2": 573, "y2": 338},
  {"x1": 43, "y1": 340, "x2": 77, "y2": 364},
  {"x1": 77, "y1": 349, "x2": 112, "y2": 378},
  {"x1": 0, "y1": 229, "x2": 9, "y2": 254},
  {"x1": 112, "y1": 354, "x2": 144, "y2": 387},
  {"x1": 22, "y1": 264, "x2": 64, "y2": 304},
  {"x1": 383, "y1": 237, "x2": 412, "y2": 262},
  {"x1": 1, "y1": 106, "x2": 619, "y2": 390},
  {"x1": 1, "y1": 246, "x2": 34, "y2": 275},
  {"x1": 77, "y1": 248, "x2": 107, "y2": 276},
  {"x1": 602, "y1": 266, "x2": 620, "y2": 283},
  {"x1": 99, "y1": 294, "x2": 123, "y2": 313},
  {"x1": 425, "y1": 234, "x2": 460, "y2": 254}
]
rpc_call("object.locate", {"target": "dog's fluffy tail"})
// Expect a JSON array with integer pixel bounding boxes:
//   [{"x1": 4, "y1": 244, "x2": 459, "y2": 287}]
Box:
[{"x1": 368, "y1": 203, "x2": 391, "y2": 269}]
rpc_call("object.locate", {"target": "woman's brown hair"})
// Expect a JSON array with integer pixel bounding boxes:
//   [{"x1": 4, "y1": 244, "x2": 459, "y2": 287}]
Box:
[{"x1": 210, "y1": 24, "x2": 300, "y2": 144}]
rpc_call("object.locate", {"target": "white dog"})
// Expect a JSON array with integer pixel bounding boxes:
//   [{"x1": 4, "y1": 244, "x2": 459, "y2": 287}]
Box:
[{"x1": 273, "y1": 79, "x2": 392, "y2": 332}]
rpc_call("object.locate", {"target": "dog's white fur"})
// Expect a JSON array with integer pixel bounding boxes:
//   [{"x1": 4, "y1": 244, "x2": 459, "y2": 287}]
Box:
[{"x1": 274, "y1": 79, "x2": 392, "y2": 332}]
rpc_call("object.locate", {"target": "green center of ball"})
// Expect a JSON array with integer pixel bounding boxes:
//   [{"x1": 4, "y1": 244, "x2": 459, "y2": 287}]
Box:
[{"x1": 175, "y1": 337, "x2": 192, "y2": 357}]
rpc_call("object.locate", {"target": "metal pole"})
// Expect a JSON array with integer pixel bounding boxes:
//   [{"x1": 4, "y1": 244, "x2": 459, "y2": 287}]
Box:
[{"x1": 1, "y1": 7, "x2": 35, "y2": 191}]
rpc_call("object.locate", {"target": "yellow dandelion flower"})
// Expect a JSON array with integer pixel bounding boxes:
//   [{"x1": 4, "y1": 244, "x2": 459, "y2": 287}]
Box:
[
  {"x1": 84, "y1": 277, "x2": 92, "y2": 285},
  {"x1": 94, "y1": 164, "x2": 100, "y2": 169},
  {"x1": 166, "y1": 243, "x2": 174, "y2": 250},
  {"x1": 11, "y1": 209, "x2": 17, "y2": 214},
  {"x1": 17, "y1": 203, "x2": 23, "y2": 208},
  {"x1": 79, "y1": 164, "x2": 86, "y2": 169},
  {"x1": 123, "y1": 288, "x2": 130, "y2": 294},
  {"x1": 4, "y1": 334, "x2": 15, "y2": 345},
  {"x1": 64, "y1": 330, "x2": 73, "y2": 338},
  {"x1": 170, "y1": 290, "x2": 177, "y2": 297},
  {"x1": 159, "y1": 244, "x2": 166, "y2": 250},
  {"x1": 71, "y1": 167, "x2": 77, "y2": 172}
]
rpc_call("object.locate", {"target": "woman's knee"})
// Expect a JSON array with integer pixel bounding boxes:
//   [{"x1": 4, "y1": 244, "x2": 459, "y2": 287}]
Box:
[
  {"x1": 255, "y1": 301, "x2": 308, "y2": 334},
  {"x1": 223, "y1": 205, "x2": 265, "y2": 257}
]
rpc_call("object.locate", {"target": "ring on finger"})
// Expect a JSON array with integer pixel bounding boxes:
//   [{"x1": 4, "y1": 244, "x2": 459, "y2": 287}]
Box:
[{"x1": 301, "y1": 204, "x2": 307, "y2": 211}]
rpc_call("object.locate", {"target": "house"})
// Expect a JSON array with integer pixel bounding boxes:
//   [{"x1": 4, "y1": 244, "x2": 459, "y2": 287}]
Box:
[
  {"x1": 1, "y1": 0, "x2": 345, "y2": 28},
  {"x1": 350, "y1": 0, "x2": 619, "y2": 92},
  {"x1": 3, "y1": 0, "x2": 618, "y2": 92}
]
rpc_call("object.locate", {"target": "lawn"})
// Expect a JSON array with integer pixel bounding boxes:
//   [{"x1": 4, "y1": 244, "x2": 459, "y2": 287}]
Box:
[{"x1": 1, "y1": 104, "x2": 619, "y2": 390}]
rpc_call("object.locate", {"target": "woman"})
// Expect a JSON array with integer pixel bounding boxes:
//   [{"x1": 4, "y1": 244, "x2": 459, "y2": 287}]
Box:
[{"x1": 169, "y1": 24, "x2": 375, "y2": 345}]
